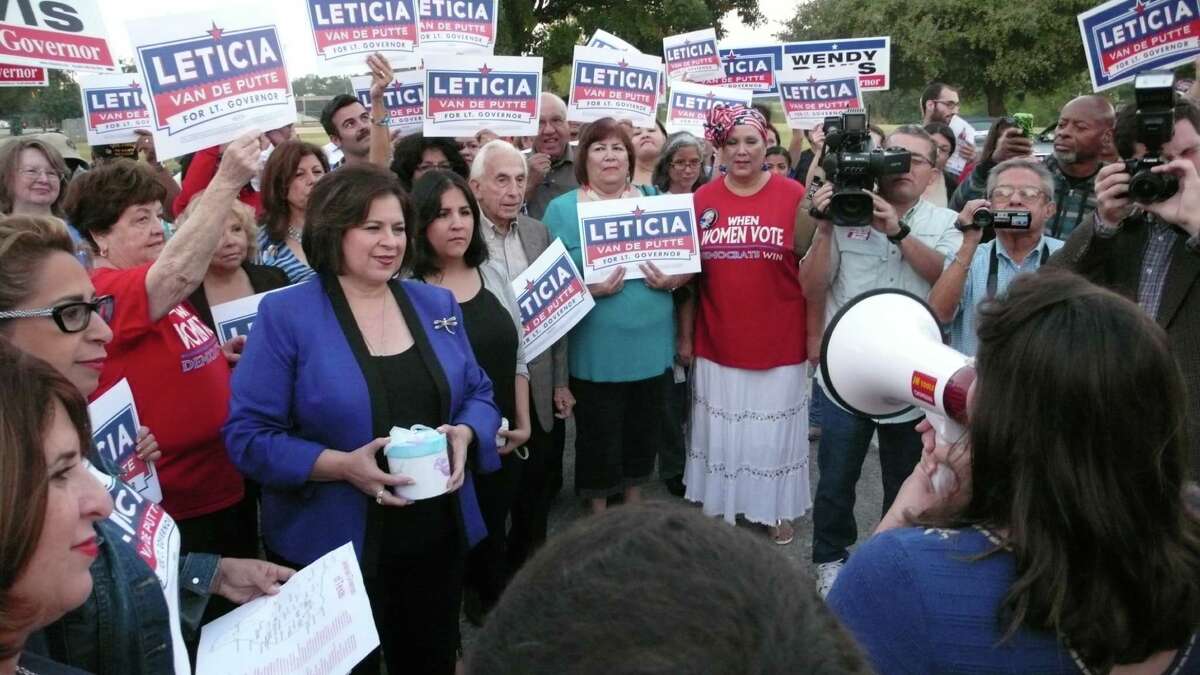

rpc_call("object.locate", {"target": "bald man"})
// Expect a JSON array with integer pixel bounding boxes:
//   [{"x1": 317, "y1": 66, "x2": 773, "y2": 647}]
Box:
[
  {"x1": 951, "y1": 94, "x2": 1115, "y2": 238},
  {"x1": 525, "y1": 92, "x2": 578, "y2": 219}
]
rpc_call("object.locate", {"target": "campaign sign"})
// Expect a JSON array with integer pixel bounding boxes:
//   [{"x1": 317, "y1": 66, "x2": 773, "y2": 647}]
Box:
[
  {"x1": 701, "y1": 46, "x2": 780, "y2": 97},
  {"x1": 306, "y1": 0, "x2": 420, "y2": 74},
  {"x1": 79, "y1": 73, "x2": 153, "y2": 145},
  {"x1": 88, "y1": 379, "x2": 163, "y2": 504},
  {"x1": 0, "y1": 63, "x2": 46, "y2": 87},
  {"x1": 424, "y1": 55, "x2": 541, "y2": 137},
  {"x1": 587, "y1": 28, "x2": 637, "y2": 52},
  {"x1": 663, "y1": 28, "x2": 723, "y2": 82},
  {"x1": 511, "y1": 239, "x2": 595, "y2": 361},
  {"x1": 577, "y1": 193, "x2": 702, "y2": 283},
  {"x1": 352, "y1": 69, "x2": 424, "y2": 135},
  {"x1": 780, "y1": 36, "x2": 891, "y2": 92},
  {"x1": 0, "y1": 0, "x2": 115, "y2": 72},
  {"x1": 666, "y1": 80, "x2": 752, "y2": 135},
  {"x1": 128, "y1": 9, "x2": 296, "y2": 161},
  {"x1": 418, "y1": 0, "x2": 497, "y2": 53},
  {"x1": 567, "y1": 46, "x2": 663, "y2": 127},
  {"x1": 1079, "y1": 0, "x2": 1200, "y2": 91},
  {"x1": 210, "y1": 290, "x2": 277, "y2": 345},
  {"x1": 777, "y1": 67, "x2": 863, "y2": 130}
]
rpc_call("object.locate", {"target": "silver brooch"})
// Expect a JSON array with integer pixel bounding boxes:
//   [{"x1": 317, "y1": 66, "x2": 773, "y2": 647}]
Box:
[{"x1": 433, "y1": 316, "x2": 458, "y2": 334}]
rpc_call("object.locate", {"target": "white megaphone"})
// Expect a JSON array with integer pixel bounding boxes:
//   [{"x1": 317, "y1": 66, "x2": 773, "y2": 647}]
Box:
[{"x1": 820, "y1": 289, "x2": 976, "y2": 496}]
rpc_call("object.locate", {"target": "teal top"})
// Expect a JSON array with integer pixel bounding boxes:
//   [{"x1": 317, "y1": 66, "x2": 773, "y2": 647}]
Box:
[{"x1": 543, "y1": 188, "x2": 675, "y2": 383}]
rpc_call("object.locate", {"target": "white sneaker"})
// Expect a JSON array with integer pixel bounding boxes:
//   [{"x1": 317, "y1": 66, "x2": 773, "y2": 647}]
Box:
[{"x1": 815, "y1": 560, "x2": 845, "y2": 599}]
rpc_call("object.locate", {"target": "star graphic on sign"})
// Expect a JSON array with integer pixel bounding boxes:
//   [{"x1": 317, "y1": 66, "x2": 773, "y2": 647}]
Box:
[
  {"x1": 525, "y1": 279, "x2": 535, "y2": 293},
  {"x1": 807, "y1": 75, "x2": 818, "y2": 83},
  {"x1": 724, "y1": 51, "x2": 738, "y2": 62},
  {"x1": 618, "y1": 59, "x2": 629, "y2": 68},
  {"x1": 632, "y1": 206, "x2": 645, "y2": 218},
  {"x1": 128, "y1": 80, "x2": 141, "y2": 90},
  {"x1": 478, "y1": 64, "x2": 492, "y2": 76},
  {"x1": 705, "y1": 90, "x2": 717, "y2": 98},
  {"x1": 1134, "y1": 0, "x2": 1147, "y2": 13},
  {"x1": 831, "y1": 43, "x2": 839, "y2": 50},
  {"x1": 207, "y1": 21, "x2": 224, "y2": 41}
]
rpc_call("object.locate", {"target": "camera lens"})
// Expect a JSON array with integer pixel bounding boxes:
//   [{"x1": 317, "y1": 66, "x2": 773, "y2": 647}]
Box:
[
  {"x1": 1129, "y1": 171, "x2": 1179, "y2": 203},
  {"x1": 830, "y1": 191, "x2": 874, "y2": 227}
]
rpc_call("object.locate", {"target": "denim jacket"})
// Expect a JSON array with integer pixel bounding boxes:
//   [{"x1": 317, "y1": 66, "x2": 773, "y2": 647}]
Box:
[{"x1": 34, "y1": 452, "x2": 220, "y2": 675}]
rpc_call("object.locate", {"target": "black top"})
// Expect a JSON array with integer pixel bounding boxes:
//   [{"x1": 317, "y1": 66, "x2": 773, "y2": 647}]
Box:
[
  {"x1": 373, "y1": 346, "x2": 456, "y2": 555},
  {"x1": 187, "y1": 262, "x2": 289, "y2": 332},
  {"x1": 459, "y1": 278, "x2": 518, "y2": 422}
]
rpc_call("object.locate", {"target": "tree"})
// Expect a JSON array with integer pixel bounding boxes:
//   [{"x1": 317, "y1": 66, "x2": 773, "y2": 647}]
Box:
[
  {"x1": 291, "y1": 74, "x2": 351, "y2": 97},
  {"x1": 498, "y1": 0, "x2": 764, "y2": 86},
  {"x1": 778, "y1": 0, "x2": 1094, "y2": 116},
  {"x1": 31, "y1": 70, "x2": 82, "y2": 128}
]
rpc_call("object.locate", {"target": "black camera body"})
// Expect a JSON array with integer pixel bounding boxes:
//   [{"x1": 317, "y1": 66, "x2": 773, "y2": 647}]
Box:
[
  {"x1": 819, "y1": 112, "x2": 911, "y2": 227},
  {"x1": 971, "y1": 208, "x2": 1031, "y2": 230},
  {"x1": 1124, "y1": 70, "x2": 1178, "y2": 204}
]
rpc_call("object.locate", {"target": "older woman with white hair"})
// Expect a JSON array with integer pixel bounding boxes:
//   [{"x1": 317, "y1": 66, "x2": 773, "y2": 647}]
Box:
[
  {"x1": 179, "y1": 191, "x2": 290, "y2": 333},
  {"x1": 652, "y1": 132, "x2": 709, "y2": 195}
]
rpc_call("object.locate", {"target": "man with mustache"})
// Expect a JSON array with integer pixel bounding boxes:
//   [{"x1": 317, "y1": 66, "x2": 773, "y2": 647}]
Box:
[{"x1": 319, "y1": 95, "x2": 375, "y2": 168}]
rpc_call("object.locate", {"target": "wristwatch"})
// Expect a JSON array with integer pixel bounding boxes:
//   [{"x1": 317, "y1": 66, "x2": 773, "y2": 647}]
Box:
[{"x1": 887, "y1": 223, "x2": 911, "y2": 243}]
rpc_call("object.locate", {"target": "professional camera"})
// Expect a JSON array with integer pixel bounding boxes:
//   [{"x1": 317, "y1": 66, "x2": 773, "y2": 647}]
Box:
[
  {"x1": 970, "y1": 208, "x2": 1031, "y2": 230},
  {"x1": 1123, "y1": 70, "x2": 1178, "y2": 204},
  {"x1": 818, "y1": 112, "x2": 911, "y2": 227}
]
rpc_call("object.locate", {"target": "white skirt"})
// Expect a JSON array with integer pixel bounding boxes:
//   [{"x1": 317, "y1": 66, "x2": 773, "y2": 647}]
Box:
[{"x1": 683, "y1": 357, "x2": 811, "y2": 526}]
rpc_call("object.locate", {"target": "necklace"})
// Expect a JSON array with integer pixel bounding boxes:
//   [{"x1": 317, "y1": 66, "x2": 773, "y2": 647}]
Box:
[
  {"x1": 287, "y1": 227, "x2": 302, "y2": 242},
  {"x1": 361, "y1": 293, "x2": 387, "y2": 356}
]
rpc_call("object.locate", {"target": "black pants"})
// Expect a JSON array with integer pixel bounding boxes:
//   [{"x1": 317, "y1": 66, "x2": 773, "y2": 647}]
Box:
[
  {"x1": 464, "y1": 451, "x2": 523, "y2": 611},
  {"x1": 571, "y1": 371, "x2": 669, "y2": 499},
  {"x1": 507, "y1": 414, "x2": 551, "y2": 572},
  {"x1": 544, "y1": 416, "x2": 567, "y2": 503},
  {"x1": 267, "y1": 534, "x2": 464, "y2": 675}
]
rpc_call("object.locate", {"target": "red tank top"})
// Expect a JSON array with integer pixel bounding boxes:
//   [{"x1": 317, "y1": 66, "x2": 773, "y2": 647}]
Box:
[{"x1": 693, "y1": 174, "x2": 808, "y2": 370}]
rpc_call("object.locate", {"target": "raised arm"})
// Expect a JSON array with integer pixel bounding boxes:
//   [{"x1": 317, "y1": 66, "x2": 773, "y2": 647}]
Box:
[
  {"x1": 366, "y1": 52, "x2": 395, "y2": 169},
  {"x1": 145, "y1": 135, "x2": 259, "y2": 321}
]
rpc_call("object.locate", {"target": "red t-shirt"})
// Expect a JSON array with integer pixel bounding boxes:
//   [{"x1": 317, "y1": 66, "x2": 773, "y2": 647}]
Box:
[
  {"x1": 91, "y1": 264, "x2": 244, "y2": 519},
  {"x1": 693, "y1": 174, "x2": 808, "y2": 370}
]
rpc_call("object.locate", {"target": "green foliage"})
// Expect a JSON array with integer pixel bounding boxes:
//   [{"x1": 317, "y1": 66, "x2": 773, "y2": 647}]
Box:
[
  {"x1": 33, "y1": 70, "x2": 82, "y2": 127},
  {"x1": 290, "y1": 74, "x2": 351, "y2": 97},
  {"x1": 498, "y1": 0, "x2": 764, "y2": 93},
  {"x1": 779, "y1": 0, "x2": 1095, "y2": 115}
]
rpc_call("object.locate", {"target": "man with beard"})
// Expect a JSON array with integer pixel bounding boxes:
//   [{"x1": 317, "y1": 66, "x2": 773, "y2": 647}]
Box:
[
  {"x1": 952, "y1": 95, "x2": 1114, "y2": 239},
  {"x1": 921, "y1": 81, "x2": 975, "y2": 177},
  {"x1": 319, "y1": 94, "x2": 374, "y2": 168}
]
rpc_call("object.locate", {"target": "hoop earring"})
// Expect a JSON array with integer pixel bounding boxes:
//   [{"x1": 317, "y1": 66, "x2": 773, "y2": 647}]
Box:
[
  {"x1": 762, "y1": 163, "x2": 770, "y2": 171},
  {"x1": 718, "y1": 164, "x2": 728, "y2": 175}
]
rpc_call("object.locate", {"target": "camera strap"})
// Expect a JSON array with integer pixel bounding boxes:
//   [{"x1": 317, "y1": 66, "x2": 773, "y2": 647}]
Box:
[{"x1": 986, "y1": 241, "x2": 1051, "y2": 298}]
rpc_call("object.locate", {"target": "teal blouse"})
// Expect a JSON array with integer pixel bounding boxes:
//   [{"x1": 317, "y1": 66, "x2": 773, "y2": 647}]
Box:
[{"x1": 543, "y1": 188, "x2": 675, "y2": 383}]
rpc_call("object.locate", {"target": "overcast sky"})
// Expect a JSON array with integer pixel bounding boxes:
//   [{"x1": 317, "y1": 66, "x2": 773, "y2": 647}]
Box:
[{"x1": 92, "y1": 1, "x2": 801, "y2": 77}]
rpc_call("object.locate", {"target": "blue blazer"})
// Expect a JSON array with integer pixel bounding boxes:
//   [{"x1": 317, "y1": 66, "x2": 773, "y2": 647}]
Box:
[{"x1": 224, "y1": 275, "x2": 501, "y2": 568}]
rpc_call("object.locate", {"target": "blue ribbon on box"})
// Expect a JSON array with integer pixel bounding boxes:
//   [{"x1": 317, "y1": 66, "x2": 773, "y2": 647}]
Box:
[{"x1": 384, "y1": 425, "x2": 446, "y2": 459}]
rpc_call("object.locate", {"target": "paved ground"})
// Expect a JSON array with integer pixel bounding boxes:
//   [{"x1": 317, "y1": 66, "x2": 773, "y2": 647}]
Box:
[{"x1": 461, "y1": 419, "x2": 886, "y2": 646}]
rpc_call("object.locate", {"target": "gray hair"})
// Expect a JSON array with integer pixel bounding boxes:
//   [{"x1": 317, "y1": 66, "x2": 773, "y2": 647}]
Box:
[
  {"x1": 470, "y1": 139, "x2": 527, "y2": 181},
  {"x1": 986, "y1": 158, "x2": 1055, "y2": 200},
  {"x1": 886, "y1": 124, "x2": 938, "y2": 165},
  {"x1": 540, "y1": 92, "x2": 567, "y2": 119},
  {"x1": 652, "y1": 132, "x2": 708, "y2": 193}
]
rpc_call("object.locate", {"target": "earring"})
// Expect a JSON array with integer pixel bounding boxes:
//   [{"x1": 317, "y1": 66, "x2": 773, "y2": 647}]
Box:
[
  {"x1": 718, "y1": 164, "x2": 727, "y2": 174},
  {"x1": 761, "y1": 163, "x2": 770, "y2": 171},
  {"x1": 99, "y1": 246, "x2": 108, "y2": 258}
]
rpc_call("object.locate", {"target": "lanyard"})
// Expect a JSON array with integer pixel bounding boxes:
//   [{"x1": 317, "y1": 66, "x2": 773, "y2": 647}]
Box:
[{"x1": 986, "y1": 241, "x2": 1050, "y2": 298}]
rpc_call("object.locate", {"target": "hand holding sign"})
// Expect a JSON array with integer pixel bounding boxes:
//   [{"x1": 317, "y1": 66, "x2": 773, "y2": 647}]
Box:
[
  {"x1": 367, "y1": 52, "x2": 394, "y2": 100},
  {"x1": 588, "y1": 266, "x2": 626, "y2": 298},
  {"x1": 214, "y1": 134, "x2": 262, "y2": 191},
  {"x1": 135, "y1": 425, "x2": 161, "y2": 464}
]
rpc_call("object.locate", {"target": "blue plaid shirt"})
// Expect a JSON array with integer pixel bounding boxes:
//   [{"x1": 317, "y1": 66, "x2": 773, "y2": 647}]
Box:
[{"x1": 948, "y1": 235, "x2": 1065, "y2": 356}]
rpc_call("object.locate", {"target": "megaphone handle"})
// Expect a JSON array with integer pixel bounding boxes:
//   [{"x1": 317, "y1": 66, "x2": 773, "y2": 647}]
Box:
[{"x1": 926, "y1": 414, "x2": 966, "y2": 498}]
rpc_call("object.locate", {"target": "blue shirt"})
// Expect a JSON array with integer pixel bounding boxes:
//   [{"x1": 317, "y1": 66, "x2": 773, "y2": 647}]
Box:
[
  {"x1": 256, "y1": 230, "x2": 315, "y2": 285},
  {"x1": 543, "y1": 188, "x2": 674, "y2": 383},
  {"x1": 827, "y1": 526, "x2": 1200, "y2": 674},
  {"x1": 948, "y1": 235, "x2": 1063, "y2": 356}
]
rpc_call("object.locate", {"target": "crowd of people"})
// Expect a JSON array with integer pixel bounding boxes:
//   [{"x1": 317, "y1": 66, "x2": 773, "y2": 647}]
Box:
[{"x1": 2, "y1": 47, "x2": 1200, "y2": 674}]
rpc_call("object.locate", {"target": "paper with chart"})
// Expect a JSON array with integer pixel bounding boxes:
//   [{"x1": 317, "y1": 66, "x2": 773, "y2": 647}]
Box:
[{"x1": 196, "y1": 542, "x2": 378, "y2": 675}]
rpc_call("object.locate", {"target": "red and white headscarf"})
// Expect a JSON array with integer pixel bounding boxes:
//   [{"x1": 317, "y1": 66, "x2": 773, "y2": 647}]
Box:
[{"x1": 703, "y1": 104, "x2": 768, "y2": 147}]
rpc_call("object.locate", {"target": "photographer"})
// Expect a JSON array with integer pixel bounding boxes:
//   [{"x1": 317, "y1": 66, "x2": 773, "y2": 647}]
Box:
[
  {"x1": 950, "y1": 95, "x2": 1114, "y2": 239},
  {"x1": 928, "y1": 158, "x2": 1065, "y2": 355},
  {"x1": 1048, "y1": 93, "x2": 1200, "y2": 478},
  {"x1": 800, "y1": 124, "x2": 962, "y2": 597}
]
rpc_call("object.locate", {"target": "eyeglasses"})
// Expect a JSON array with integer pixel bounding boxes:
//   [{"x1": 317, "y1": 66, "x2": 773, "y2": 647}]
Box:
[
  {"x1": 0, "y1": 295, "x2": 114, "y2": 333},
  {"x1": 19, "y1": 167, "x2": 62, "y2": 181},
  {"x1": 671, "y1": 159, "x2": 701, "y2": 169},
  {"x1": 934, "y1": 100, "x2": 961, "y2": 109},
  {"x1": 990, "y1": 185, "x2": 1046, "y2": 202},
  {"x1": 417, "y1": 162, "x2": 452, "y2": 172},
  {"x1": 886, "y1": 148, "x2": 933, "y2": 169}
]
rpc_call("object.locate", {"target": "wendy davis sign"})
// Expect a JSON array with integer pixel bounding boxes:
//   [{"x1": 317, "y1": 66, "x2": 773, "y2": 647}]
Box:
[
  {"x1": 662, "y1": 27, "x2": 722, "y2": 82},
  {"x1": 1079, "y1": 0, "x2": 1200, "y2": 91},
  {"x1": 577, "y1": 193, "x2": 701, "y2": 283},
  {"x1": 511, "y1": 239, "x2": 594, "y2": 361},
  {"x1": 353, "y1": 69, "x2": 423, "y2": 135},
  {"x1": 567, "y1": 46, "x2": 663, "y2": 127},
  {"x1": 424, "y1": 54, "x2": 541, "y2": 136},
  {"x1": 127, "y1": 9, "x2": 296, "y2": 161},
  {"x1": 0, "y1": 63, "x2": 46, "y2": 86},
  {"x1": 780, "y1": 37, "x2": 891, "y2": 92},
  {"x1": 305, "y1": 0, "x2": 420, "y2": 74},
  {"x1": 0, "y1": 0, "x2": 115, "y2": 72},
  {"x1": 777, "y1": 66, "x2": 863, "y2": 130},
  {"x1": 79, "y1": 73, "x2": 153, "y2": 145},
  {"x1": 666, "y1": 80, "x2": 751, "y2": 135}
]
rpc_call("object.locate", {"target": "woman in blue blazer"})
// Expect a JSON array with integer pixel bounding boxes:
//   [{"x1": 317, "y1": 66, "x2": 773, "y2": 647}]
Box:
[{"x1": 224, "y1": 165, "x2": 500, "y2": 675}]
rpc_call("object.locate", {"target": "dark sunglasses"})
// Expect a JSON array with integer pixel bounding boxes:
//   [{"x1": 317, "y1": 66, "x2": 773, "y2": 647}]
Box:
[{"x1": 0, "y1": 295, "x2": 114, "y2": 333}]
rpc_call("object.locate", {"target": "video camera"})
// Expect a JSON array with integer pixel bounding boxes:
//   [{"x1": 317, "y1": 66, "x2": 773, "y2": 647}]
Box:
[
  {"x1": 817, "y1": 112, "x2": 911, "y2": 227},
  {"x1": 969, "y1": 208, "x2": 1031, "y2": 230},
  {"x1": 1123, "y1": 70, "x2": 1178, "y2": 204}
]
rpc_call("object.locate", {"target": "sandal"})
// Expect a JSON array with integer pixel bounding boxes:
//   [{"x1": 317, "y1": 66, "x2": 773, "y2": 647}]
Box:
[{"x1": 768, "y1": 520, "x2": 794, "y2": 546}]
